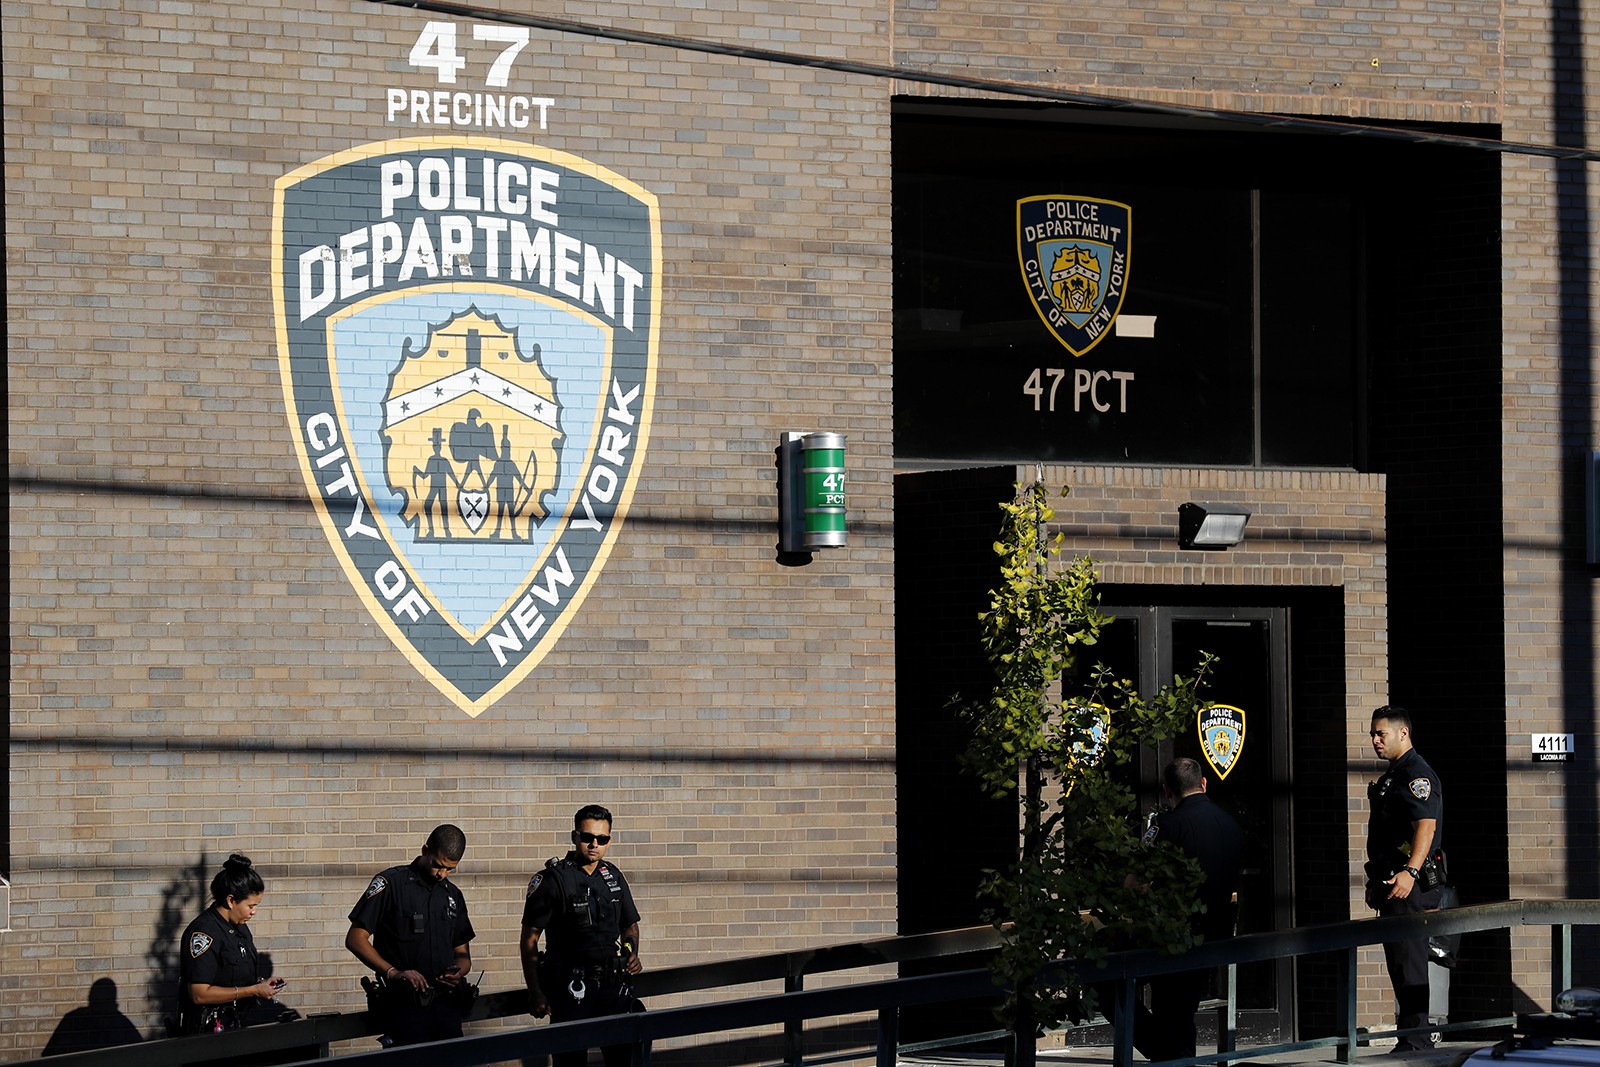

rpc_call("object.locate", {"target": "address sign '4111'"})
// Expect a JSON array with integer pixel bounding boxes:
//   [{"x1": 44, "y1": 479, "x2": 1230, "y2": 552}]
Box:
[{"x1": 274, "y1": 137, "x2": 661, "y2": 716}]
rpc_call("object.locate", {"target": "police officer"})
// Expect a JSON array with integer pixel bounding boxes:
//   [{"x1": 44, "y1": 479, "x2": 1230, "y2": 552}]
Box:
[
  {"x1": 178, "y1": 853, "x2": 287, "y2": 1034},
  {"x1": 1137, "y1": 757, "x2": 1246, "y2": 1061},
  {"x1": 345, "y1": 824, "x2": 476, "y2": 1047},
  {"x1": 1364, "y1": 706, "x2": 1447, "y2": 1053},
  {"x1": 521, "y1": 804, "x2": 643, "y2": 1067}
]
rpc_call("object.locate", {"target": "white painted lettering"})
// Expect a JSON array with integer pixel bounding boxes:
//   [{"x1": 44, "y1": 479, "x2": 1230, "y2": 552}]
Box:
[
  {"x1": 510, "y1": 593, "x2": 545, "y2": 638},
  {"x1": 528, "y1": 548, "x2": 574, "y2": 606},
  {"x1": 553, "y1": 232, "x2": 583, "y2": 300},
  {"x1": 344, "y1": 494, "x2": 382, "y2": 540},
  {"x1": 299, "y1": 245, "x2": 336, "y2": 320},
  {"x1": 572, "y1": 494, "x2": 602, "y2": 533},
  {"x1": 338, "y1": 229, "x2": 371, "y2": 300},
  {"x1": 380, "y1": 160, "x2": 414, "y2": 219},
  {"x1": 607, "y1": 379, "x2": 642, "y2": 425},
  {"x1": 306, "y1": 412, "x2": 339, "y2": 451},
  {"x1": 598, "y1": 425, "x2": 630, "y2": 466},
  {"x1": 487, "y1": 618, "x2": 523, "y2": 664},
  {"x1": 587, "y1": 464, "x2": 617, "y2": 503}
]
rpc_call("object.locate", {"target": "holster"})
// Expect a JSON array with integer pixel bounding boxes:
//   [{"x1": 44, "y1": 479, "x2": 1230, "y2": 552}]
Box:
[
  {"x1": 364, "y1": 972, "x2": 476, "y2": 1015},
  {"x1": 449, "y1": 978, "x2": 480, "y2": 1015},
  {"x1": 1419, "y1": 849, "x2": 1448, "y2": 889},
  {"x1": 180, "y1": 1003, "x2": 243, "y2": 1035},
  {"x1": 364, "y1": 973, "x2": 435, "y2": 1010},
  {"x1": 1426, "y1": 882, "x2": 1461, "y2": 968}
]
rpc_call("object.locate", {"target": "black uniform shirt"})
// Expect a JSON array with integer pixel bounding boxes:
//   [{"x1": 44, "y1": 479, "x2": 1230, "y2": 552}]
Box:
[
  {"x1": 1154, "y1": 792, "x2": 1246, "y2": 942},
  {"x1": 1366, "y1": 747, "x2": 1444, "y2": 875},
  {"x1": 179, "y1": 907, "x2": 258, "y2": 1012},
  {"x1": 522, "y1": 852, "x2": 640, "y2": 966},
  {"x1": 347, "y1": 861, "x2": 475, "y2": 977}
]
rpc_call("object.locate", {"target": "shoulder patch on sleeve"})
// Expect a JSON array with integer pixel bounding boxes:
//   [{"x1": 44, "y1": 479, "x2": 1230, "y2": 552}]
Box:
[
  {"x1": 189, "y1": 931, "x2": 214, "y2": 958},
  {"x1": 365, "y1": 875, "x2": 388, "y2": 898},
  {"x1": 525, "y1": 872, "x2": 543, "y2": 898},
  {"x1": 1409, "y1": 778, "x2": 1432, "y2": 800}
]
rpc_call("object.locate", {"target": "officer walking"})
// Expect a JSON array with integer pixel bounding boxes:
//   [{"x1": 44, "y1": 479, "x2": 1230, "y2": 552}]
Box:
[
  {"x1": 1364, "y1": 705, "x2": 1448, "y2": 1053},
  {"x1": 521, "y1": 804, "x2": 644, "y2": 1067},
  {"x1": 345, "y1": 824, "x2": 476, "y2": 1047},
  {"x1": 1135, "y1": 757, "x2": 1246, "y2": 1061}
]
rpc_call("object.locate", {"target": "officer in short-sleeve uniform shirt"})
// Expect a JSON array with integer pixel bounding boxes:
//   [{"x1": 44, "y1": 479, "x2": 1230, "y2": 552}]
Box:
[
  {"x1": 179, "y1": 907, "x2": 259, "y2": 1033},
  {"x1": 346, "y1": 827, "x2": 475, "y2": 1047},
  {"x1": 1365, "y1": 707, "x2": 1446, "y2": 1051},
  {"x1": 521, "y1": 806, "x2": 643, "y2": 1067}
]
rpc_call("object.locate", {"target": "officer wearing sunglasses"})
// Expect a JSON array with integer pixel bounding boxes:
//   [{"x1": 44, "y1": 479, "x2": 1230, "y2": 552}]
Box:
[{"x1": 521, "y1": 804, "x2": 643, "y2": 1067}]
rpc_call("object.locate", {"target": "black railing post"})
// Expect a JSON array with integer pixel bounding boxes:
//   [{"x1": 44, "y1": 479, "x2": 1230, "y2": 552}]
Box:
[
  {"x1": 1335, "y1": 946, "x2": 1358, "y2": 1064},
  {"x1": 1112, "y1": 976, "x2": 1136, "y2": 1067},
  {"x1": 784, "y1": 972, "x2": 805, "y2": 1067},
  {"x1": 876, "y1": 1005, "x2": 900, "y2": 1067}
]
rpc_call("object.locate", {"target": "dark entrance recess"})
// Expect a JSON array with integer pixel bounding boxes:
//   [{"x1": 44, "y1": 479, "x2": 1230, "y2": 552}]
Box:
[{"x1": 896, "y1": 470, "x2": 1351, "y2": 1045}]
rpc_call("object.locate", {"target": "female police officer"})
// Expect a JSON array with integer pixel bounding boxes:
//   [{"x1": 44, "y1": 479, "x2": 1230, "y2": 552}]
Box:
[{"x1": 178, "y1": 853, "x2": 286, "y2": 1034}]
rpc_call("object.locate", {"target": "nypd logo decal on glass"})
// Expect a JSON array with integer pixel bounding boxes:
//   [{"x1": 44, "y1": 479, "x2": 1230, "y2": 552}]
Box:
[
  {"x1": 274, "y1": 137, "x2": 660, "y2": 716},
  {"x1": 1197, "y1": 703, "x2": 1247, "y2": 781},
  {"x1": 1018, "y1": 196, "x2": 1131, "y2": 357}
]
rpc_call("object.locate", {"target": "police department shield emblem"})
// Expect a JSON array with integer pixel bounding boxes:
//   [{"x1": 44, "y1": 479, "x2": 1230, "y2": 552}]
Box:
[
  {"x1": 189, "y1": 932, "x2": 213, "y2": 958},
  {"x1": 1197, "y1": 703, "x2": 1247, "y2": 780},
  {"x1": 1063, "y1": 701, "x2": 1111, "y2": 796},
  {"x1": 1017, "y1": 196, "x2": 1131, "y2": 356},
  {"x1": 274, "y1": 137, "x2": 660, "y2": 716}
]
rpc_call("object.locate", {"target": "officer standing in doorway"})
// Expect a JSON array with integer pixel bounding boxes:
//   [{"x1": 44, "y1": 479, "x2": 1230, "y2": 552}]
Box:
[
  {"x1": 1364, "y1": 706, "x2": 1448, "y2": 1053},
  {"x1": 522, "y1": 804, "x2": 644, "y2": 1067},
  {"x1": 1136, "y1": 757, "x2": 1246, "y2": 1061}
]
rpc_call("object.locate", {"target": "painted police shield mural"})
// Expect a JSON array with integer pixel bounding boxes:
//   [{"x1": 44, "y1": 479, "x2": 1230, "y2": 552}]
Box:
[
  {"x1": 274, "y1": 137, "x2": 660, "y2": 716},
  {"x1": 1017, "y1": 195, "x2": 1131, "y2": 356}
]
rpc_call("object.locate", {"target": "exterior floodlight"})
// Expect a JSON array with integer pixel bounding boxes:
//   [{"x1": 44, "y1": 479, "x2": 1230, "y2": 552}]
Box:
[{"x1": 1178, "y1": 502, "x2": 1251, "y2": 550}]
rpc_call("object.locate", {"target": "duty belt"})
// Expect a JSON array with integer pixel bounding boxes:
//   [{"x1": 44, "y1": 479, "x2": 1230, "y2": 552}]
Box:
[{"x1": 552, "y1": 959, "x2": 625, "y2": 1005}]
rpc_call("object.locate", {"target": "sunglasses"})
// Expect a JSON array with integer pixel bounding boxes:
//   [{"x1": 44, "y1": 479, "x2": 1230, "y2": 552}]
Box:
[{"x1": 576, "y1": 832, "x2": 612, "y2": 845}]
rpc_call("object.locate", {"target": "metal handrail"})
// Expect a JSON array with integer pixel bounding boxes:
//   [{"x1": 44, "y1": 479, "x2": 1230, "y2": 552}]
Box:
[
  {"x1": 12, "y1": 922, "x2": 1005, "y2": 1066},
  {"x1": 12, "y1": 899, "x2": 1595, "y2": 1067},
  {"x1": 1065, "y1": 898, "x2": 1600, "y2": 1067}
]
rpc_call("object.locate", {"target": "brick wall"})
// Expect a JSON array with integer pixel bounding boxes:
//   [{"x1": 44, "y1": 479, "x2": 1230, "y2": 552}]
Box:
[
  {"x1": 1496, "y1": 0, "x2": 1600, "y2": 997},
  {"x1": 890, "y1": 0, "x2": 1501, "y2": 123},
  {"x1": 4, "y1": 0, "x2": 894, "y2": 1056}
]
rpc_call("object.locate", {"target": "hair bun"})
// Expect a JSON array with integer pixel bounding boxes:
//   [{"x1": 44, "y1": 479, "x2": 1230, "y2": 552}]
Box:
[{"x1": 224, "y1": 853, "x2": 253, "y2": 870}]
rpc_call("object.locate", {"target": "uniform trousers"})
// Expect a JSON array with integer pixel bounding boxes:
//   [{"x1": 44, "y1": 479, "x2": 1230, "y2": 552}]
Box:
[
  {"x1": 379, "y1": 985, "x2": 463, "y2": 1047},
  {"x1": 1373, "y1": 883, "x2": 1444, "y2": 1041},
  {"x1": 549, "y1": 982, "x2": 637, "y2": 1067}
]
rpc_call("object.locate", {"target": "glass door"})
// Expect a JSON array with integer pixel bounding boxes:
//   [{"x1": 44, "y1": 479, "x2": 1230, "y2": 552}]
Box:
[{"x1": 1099, "y1": 604, "x2": 1295, "y2": 1041}]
